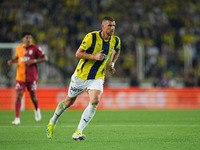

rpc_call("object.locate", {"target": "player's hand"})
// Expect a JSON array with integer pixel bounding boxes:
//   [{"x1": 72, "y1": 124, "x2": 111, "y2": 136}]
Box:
[
  {"x1": 95, "y1": 50, "x2": 106, "y2": 61},
  {"x1": 25, "y1": 59, "x2": 36, "y2": 65},
  {"x1": 8, "y1": 60, "x2": 13, "y2": 66},
  {"x1": 109, "y1": 65, "x2": 115, "y2": 74}
]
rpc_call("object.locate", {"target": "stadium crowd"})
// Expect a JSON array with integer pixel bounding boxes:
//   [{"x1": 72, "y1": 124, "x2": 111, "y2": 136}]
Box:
[{"x1": 1, "y1": 0, "x2": 200, "y2": 87}]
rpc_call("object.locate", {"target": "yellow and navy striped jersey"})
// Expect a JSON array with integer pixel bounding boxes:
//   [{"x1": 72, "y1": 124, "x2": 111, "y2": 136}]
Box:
[{"x1": 75, "y1": 31, "x2": 121, "y2": 80}]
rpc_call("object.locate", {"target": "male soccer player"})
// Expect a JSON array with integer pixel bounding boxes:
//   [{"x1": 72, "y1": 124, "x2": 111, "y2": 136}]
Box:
[
  {"x1": 8, "y1": 32, "x2": 48, "y2": 125},
  {"x1": 47, "y1": 16, "x2": 121, "y2": 140}
]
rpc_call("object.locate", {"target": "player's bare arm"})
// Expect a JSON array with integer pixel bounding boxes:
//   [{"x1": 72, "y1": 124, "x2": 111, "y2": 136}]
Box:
[
  {"x1": 26, "y1": 55, "x2": 48, "y2": 65},
  {"x1": 8, "y1": 57, "x2": 18, "y2": 66},
  {"x1": 109, "y1": 50, "x2": 120, "y2": 74},
  {"x1": 76, "y1": 48, "x2": 106, "y2": 61}
]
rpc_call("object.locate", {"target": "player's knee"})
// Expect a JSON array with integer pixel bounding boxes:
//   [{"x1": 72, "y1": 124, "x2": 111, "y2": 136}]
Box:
[
  {"x1": 30, "y1": 93, "x2": 37, "y2": 102},
  {"x1": 91, "y1": 98, "x2": 100, "y2": 105},
  {"x1": 16, "y1": 92, "x2": 24, "y2": 101},
  {"x1": 64, "y1": 96, "x2": 76, "y2": 107},
  {"x1": 16, "y1": 97, "x2": 21, "y2": 101}
]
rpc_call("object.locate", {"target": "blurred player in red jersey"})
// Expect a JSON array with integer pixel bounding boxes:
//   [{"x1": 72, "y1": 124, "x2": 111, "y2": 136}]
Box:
[{"x1": 8, "y1": 32, "x2": 48, "y2": 125}]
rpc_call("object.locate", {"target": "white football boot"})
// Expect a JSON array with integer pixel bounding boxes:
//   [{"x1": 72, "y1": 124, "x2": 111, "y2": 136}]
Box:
[
  {"x1": 34, "y1": 108, "x2": 41, "y2": 121},
  {"x1": 12, "y1": 118, "x2": 20, "y2": 125}
]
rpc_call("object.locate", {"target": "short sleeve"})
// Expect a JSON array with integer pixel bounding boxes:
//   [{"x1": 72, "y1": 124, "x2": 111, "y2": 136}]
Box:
[
  {"x1": 15, "y1": 46, "x2": 19, "y2": 58},
  {"x1": 114, "y1": 36, "x2": 121, "y2": 51},
  {"x1": 80, "y1": 33, "x2": 93, "y2": 51},
  {"x1": 35, "y1": 46, "x2": 45, "y2": 57}
]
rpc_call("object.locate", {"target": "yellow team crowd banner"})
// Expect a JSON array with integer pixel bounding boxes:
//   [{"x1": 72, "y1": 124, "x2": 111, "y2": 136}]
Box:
[{"x1": 0, "y1": 87, "x2": 200, "y2": 110}]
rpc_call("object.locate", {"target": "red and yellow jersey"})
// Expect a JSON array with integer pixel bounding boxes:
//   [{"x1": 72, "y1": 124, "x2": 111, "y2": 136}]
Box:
[{"x1": 15, "y1": 43, "x2": 45, "y2": 82}]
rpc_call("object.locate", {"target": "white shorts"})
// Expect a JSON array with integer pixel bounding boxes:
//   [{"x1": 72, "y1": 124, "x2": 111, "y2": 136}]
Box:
[{"x1": 68, "y1": 73, "x2": 104, "y2": 97}]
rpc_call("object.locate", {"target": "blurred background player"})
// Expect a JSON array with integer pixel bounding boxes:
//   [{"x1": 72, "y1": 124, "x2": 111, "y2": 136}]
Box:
[
  {"x1": 8, "y1": 32, "x2": 48, "y2": 125},
  {"x1": 47, "y1": 16, "x2": 121, "y2": 140}
]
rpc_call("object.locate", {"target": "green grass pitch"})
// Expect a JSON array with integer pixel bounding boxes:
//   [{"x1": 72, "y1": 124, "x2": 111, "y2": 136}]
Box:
[{"x1": 0, "y1": 109, "x2": 199, "y2": 150}]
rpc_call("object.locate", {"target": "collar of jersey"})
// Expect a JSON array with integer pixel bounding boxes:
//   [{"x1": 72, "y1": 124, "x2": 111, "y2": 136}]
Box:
[
  {"x1": 99, "y1": 31, "x2": 111, "y2": 42},
  {"x1": 23, "y1": 43, "x2": 34, "y2": 48}
]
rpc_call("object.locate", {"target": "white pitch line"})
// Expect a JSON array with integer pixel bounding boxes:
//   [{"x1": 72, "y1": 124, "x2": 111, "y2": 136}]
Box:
[{"x1": 0, "y1": 124, "x2": 199, "y2": 128}]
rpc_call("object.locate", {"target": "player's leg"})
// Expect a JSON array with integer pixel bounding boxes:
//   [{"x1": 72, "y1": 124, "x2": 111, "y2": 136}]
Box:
[
  {"x1": 30, "y1": 92, "x2": 41, "y2": 121},
  {"x1": 50, "y1": 73, "x2": 85, "y2": 125},
  {"x1": 30, "y1": 93, "x2": 38, "y2": 110},
  {"x1": 72, "y1": 89, "x2": 102, "y2": 140},
  {"x1": 28, "y1": 80, "x2": 41, "y2": 121},
  {"x1": 72, "y1": 79, "x2": 104, "y2": 141},
  {"x1": 47, "y1": 73, "x2": 85, "y2": 138},
  {"x1": 51, "y1": 96, "x2": 76, "y2": 125},
  {"x1": 78, "y1": 89, "x2": 102, "y2": 131},
  {"x1": 47, "y1": 96, "x2": 77, "y2": 139},
  {"x1": 12, "y1": 81, "x2": 25, "y2": 125}
]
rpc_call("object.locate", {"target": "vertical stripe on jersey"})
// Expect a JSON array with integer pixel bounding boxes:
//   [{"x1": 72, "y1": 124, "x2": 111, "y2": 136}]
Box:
[
  {"x1": 114, "y1": 36, "x2": 119, "y2": 50},
  {"x1": 81, "y1": 33, "x2": 96, "y2": 71},
  {"x1": 87, "y1": 40, "x2": 109, "y2": 79}
]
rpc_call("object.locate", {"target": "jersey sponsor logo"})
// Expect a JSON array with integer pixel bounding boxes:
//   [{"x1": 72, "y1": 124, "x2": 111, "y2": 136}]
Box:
[{"x1": 20, "y1": 57, "x2": 30, "y2": 62}]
